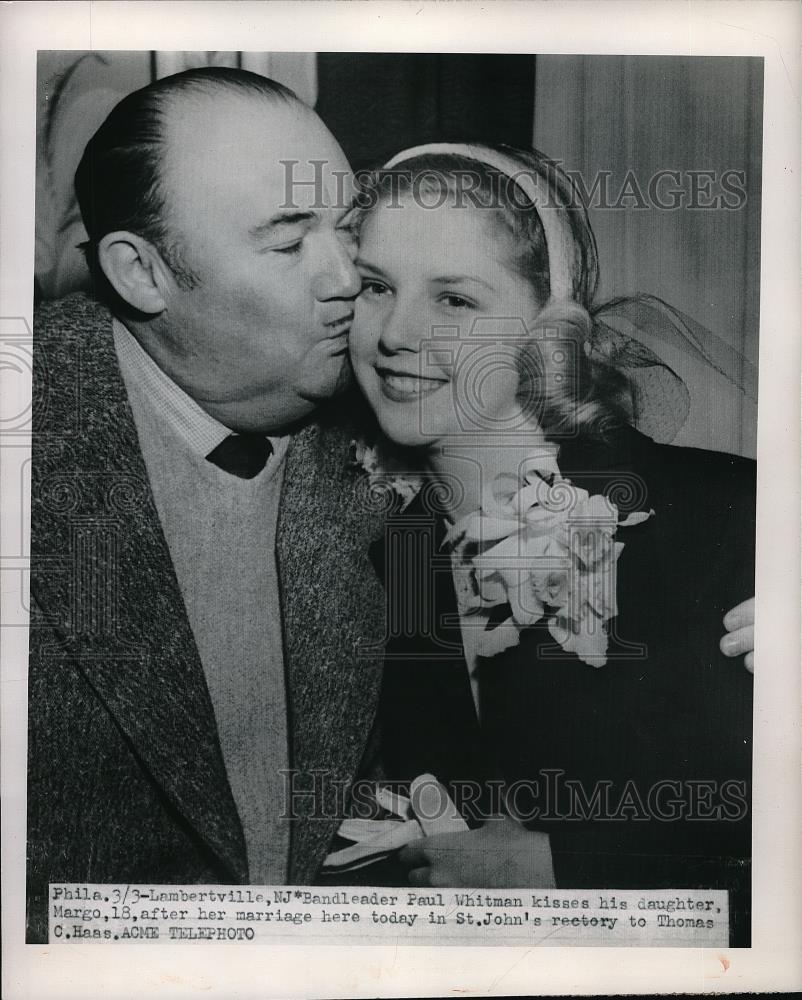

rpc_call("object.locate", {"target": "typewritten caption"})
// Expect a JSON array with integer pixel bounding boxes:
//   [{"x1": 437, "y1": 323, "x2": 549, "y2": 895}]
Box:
[{"x1": 49, "y1": 884, "x2": 729, "y2": 947}]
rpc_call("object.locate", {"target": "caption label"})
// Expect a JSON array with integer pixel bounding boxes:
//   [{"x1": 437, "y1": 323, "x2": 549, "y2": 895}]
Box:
[{"x1": 49, "y1": 884, "x2": 729, "y2": 947}]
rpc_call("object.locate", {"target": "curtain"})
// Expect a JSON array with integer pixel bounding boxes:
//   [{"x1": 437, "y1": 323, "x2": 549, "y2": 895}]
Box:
[
  {"x1": 532, "y1": 55, "x2": 761, "y2": 457},
  {"x1": 315, "y1": 53, "x2": 535, "y2": 170},
  {"x1": 35, "y1": 52, "x2": 151, "y2": 302}
]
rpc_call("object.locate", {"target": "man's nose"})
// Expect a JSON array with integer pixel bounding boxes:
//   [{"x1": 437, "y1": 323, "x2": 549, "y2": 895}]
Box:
[{"x1": 314, "y1": 236, "x2": 361, "y2": 301}]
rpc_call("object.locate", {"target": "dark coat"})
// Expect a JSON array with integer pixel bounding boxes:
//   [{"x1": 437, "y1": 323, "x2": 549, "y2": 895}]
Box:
[
  {"x1": 375, "y1": 424, "x2": 754, "y2": 944},
  {"x1": 26, "y1": 293, "x2": 386, "y2": 942}
]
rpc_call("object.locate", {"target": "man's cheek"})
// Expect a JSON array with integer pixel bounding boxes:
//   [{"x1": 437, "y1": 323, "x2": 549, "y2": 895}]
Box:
[{"x1": 224, "y1": 267, "x2": 283, "y2": 317}]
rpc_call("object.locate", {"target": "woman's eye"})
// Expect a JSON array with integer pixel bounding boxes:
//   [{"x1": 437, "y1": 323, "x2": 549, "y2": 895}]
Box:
[
  {"x1": 360, "y1": 279, "x2": 391, "y2": 297},
  {"x1": 440, "y1": 293, "x2": 475, "y2": 310}
]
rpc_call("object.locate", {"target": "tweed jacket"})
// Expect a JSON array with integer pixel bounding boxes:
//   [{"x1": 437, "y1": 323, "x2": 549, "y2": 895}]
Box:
[{"x1": 26, "y1": 293, "x2": 386, "y2": 942}]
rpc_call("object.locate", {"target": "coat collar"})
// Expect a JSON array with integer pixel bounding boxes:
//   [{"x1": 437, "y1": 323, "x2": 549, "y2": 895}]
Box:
[
  {"x1": 32, "y1": 296, "x2": 386, "y2": 883},
  {"x1": 33, "y1": 300, "x2": 248, "y2": 879},
  {"x1": 555, "y1": 422, "x2": 657, "y2": 508},
  {"x1": 277, "y1": 413, "x2": 386, "y2": 881}
]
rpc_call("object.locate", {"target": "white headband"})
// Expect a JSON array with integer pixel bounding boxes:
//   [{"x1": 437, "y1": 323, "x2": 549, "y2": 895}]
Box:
[{"x1": 382, "y1": 142, "x2": 576, "y2": 301}]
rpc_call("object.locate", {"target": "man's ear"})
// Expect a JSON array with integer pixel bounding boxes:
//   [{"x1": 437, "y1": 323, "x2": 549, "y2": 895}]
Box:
[{"x1": 98, "y1": 232, "x2": 174, "y2": 314}]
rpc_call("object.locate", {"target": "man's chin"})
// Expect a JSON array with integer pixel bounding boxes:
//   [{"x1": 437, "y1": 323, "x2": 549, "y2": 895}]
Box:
[
  {"x1": 331, "y1": 355, "x2": 356, "y2": 395},
  {"x1": 289, "y1": 359, "x2": 357, "y2": 424},
  {"x1": 305, "y1": 356, "x2": 355, "y2": 400}
]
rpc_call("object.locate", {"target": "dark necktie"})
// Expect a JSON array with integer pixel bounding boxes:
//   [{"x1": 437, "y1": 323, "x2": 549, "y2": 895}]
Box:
[{"x1": 206, "y1": 433, "x2": 273, "y2": 479}]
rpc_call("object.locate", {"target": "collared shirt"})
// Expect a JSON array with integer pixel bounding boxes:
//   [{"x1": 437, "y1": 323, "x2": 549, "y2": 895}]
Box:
[
  {"x1": 113, "y1": 319, "x2": 291, "y2": 883},
  {"x1": 112, "y1": 319, "x2": 289, "y2": 462}
]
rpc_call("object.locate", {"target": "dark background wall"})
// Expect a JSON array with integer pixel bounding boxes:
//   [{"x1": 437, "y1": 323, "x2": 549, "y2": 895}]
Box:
[{"x1": 316, "y1": 53, "x2": 535, "y2": 170}]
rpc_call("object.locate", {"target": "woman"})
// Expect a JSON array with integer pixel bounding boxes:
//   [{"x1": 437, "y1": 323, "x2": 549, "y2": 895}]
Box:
[{"x1": 346, "y1": 143, "x2": 755, "y2": 938}]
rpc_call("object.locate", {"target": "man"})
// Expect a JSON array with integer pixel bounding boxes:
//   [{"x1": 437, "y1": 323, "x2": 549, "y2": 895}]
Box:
[{"x1": 26, "y1": 67, "x2": 385, "y2": 943}]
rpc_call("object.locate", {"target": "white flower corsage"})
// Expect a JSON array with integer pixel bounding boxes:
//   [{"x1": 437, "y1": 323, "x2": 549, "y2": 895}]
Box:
[
  {"x1": 445, "y1": 448, "x2": 653, "y2": 668},
  {"x1": 353, "y1": 438, "x2": 653, "y2": 668}
]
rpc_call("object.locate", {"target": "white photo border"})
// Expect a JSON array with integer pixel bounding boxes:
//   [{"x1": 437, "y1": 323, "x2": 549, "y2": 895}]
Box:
[{"x1": 1, "y1": 2, "x2": 800, "y2": 996}]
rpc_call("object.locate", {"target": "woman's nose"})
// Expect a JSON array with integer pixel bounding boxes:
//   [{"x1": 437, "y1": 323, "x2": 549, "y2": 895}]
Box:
[{"x1": 378, "y1": 298, "x2": 423, "y2": 354}]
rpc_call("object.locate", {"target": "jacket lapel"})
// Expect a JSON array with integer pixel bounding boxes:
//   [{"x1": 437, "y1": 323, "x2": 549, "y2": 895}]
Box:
[
  {"x1": 371, "y1": 495, "x2": 491, "y2": 789},
  {"x1": 31, "y1": 302, "x2": 247, "y2": 880},
  {"x1": 277, "y1": 419, "x2": 386, "y2": 882}
]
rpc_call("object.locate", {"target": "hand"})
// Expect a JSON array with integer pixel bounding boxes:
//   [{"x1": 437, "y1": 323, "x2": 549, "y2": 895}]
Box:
[
  {"x1": 398, "y1": 815, "x2": 556, "y2": 888},
  {"x1": 720, "y1": 596, "x2": 755, "y2": 673}
]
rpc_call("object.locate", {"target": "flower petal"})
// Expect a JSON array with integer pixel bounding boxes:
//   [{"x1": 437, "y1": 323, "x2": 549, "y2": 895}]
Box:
[
  {"x1": 550, "y1": 613, "x2": 609, "y2": 667},
  {"x1": 477, "y1": 617, "x2": 522, "y2": 657},
  {"x1": 620, "y1": 508, "x2": 655, "y2": 527},
  {"x1": 475, "y1": 573, "x2": 508, "y2": 604},
  {"x1": 451, "y1": 513, "x2": 523, "y2": 546},
  {"x1": 508, "y1": 585, "x2": 545, "y2": 626}
]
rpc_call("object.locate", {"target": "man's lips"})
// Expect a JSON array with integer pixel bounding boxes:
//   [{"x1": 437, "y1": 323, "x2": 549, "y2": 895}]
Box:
[
  {"x1": 324, "y1": 312, "x2": 354, "y2": 337},
  {"x1": 375, "y1": 366, "x2": 448, "y2": 401}
]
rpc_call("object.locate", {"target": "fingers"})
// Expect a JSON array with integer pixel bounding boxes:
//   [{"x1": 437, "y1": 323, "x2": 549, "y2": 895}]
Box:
[
  {"x1": 400, "y1": 834, "x2": 470, "y2": 888},
  {"x1": 401, "y1": 847, "x2": 450, "y2": 888},
  {"x1": 721, "y1": 597, "x2": 755, "y2": 672},
  {"x1": 719, "y1": 624, "x2": 754, "y2": 658},
  {"x1": 723, "y1": 596, "x2": 755, "y2": 632},
  {"x1": 398, "y1": 839, "x2": 429, "y2": 869},
  {"x1": 418, "y1": 829, "x2": 472, "y2": 850},
  {"x1": 407, "y1": 866, "x2": 432, "y2": 886},
  {"x1": 399, "y1": 842, "x2": 434, "y2": 887}
]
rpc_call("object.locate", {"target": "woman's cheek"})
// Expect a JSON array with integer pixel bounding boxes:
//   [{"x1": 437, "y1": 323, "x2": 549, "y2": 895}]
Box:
[{"x1": 347, "y1": 327, "x2": 376, "y2": 393}]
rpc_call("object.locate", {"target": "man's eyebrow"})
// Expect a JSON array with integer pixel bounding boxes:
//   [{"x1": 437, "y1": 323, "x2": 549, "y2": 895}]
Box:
[
  {"x1": 248, "y1": 211, "x2": 316, "y2": 241},
  {"x1": 433, "y1": 275, "x2": 495, "y2": 291}
]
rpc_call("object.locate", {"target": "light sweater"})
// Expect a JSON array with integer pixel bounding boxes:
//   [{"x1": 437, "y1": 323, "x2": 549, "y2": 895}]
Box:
[{"x1": 113, "y1": 320, "x2": 290, "y2": 883}]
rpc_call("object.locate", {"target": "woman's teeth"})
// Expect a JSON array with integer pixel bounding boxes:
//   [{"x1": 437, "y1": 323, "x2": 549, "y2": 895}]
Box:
[{"x1": 380, "y1": 372, "x2": 447, "y2": 399}]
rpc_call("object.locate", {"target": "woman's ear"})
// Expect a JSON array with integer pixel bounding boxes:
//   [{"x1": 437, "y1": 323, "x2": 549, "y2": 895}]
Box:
[{"x1": 97, "y1": 232, "x2": 172, "y2": 314}]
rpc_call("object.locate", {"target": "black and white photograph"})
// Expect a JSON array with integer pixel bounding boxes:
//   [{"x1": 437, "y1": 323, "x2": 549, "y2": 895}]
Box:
[{"x1": 1, "y1": 3, "x2": 800, "y2": 998}]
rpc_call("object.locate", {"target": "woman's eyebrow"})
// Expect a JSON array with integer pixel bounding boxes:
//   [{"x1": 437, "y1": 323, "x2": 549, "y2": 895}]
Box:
[
  {"x1": 335, "y1": 199, "x2": 361, "y2": 225},
  {"x1": 433, "y1": 275, "x2": 494, "y2": 291},
  {"x1": 354, "y1": 258, "x2": 387, "y2": 277}
]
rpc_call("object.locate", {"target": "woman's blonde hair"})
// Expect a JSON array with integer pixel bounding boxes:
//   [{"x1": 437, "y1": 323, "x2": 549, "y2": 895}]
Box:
[
  {"x1": 355, "y1": 145, "x2": 630, "y2": 442},
  {"x1": 517, "y1": 300, "x2": 630, "y2": 442}
]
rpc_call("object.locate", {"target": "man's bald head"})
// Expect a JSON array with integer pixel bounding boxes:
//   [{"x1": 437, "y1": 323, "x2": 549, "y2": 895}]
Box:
[
  {"x1": 75, "y1": 66, "x2": 303, "y2": 304},
  {"x1": 78, "y1": 65, "x2": 360, "y2": 434}
]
